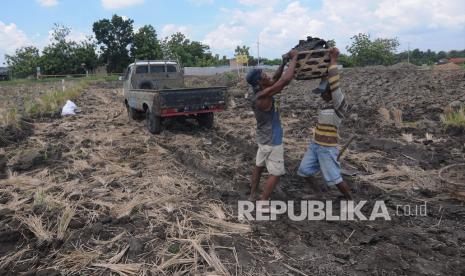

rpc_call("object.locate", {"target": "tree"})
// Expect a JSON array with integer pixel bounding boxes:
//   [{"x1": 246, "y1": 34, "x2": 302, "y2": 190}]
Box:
[
  {"x1": 93, "y1": 14, "x2": 134, "y2": 72},
  {"x1": 437, "y1": 51, "x2": 447, "y2": 60},
  {"x1": 41, "y1": 24, "x2": 98, "y2": 74},
  {"x1": 161, "y1": 32, "x2": 218, "y2": 67},
  {"x1": 72, "y1": 39, "x2": 99, "y2": 73},
  {"x1": 5, "y1": 46, "x2": 40, "y2": 78},
  {"x1": 234, "y1": 45, "x2": 250, "y2": 57},
  {"x1": 41, "y1": 24, "x2": 76, "y2": 74},
  {"x1": 346, "y1": 33, "x2": 399, "y2": 66},
  {"x1": 131, "y1": 25, "x2": 162, "y2": 60},
  {"x1": 338, "y1": 54, "x2": 353, "y2": 68}
]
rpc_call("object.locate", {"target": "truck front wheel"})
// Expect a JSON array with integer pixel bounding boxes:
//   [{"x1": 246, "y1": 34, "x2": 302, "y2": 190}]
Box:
[
  {"x1": 198, "y1": 112, "x2": 214, "y2": 129},
  {"x1": 146, "y1": 110, "x2": 162, "y2": 134}
]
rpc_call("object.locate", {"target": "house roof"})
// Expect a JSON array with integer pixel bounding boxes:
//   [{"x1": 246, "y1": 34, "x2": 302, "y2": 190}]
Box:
[{"x1": 449, "y1": 58, "x2": 465, "y2": 64}]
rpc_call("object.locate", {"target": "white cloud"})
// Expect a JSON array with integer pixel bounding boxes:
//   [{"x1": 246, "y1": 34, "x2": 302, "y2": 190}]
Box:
[
  {"x1": 237, "y1": 0, "x2": 278, "y2": 6},
  {"x1": 203, "y1": 0, "x2": 465, "y2": 58},
  {"x1": 161, "y1": 24, "x2": 190, "y2": 38},
  {"x1": 203, "y1": 24, "x2": 248, "y2": 52},
  {"x1": 36, "y1": 0, "x2": 59, "y2": 7},
  {"x1": 101, "y1": 0, "x2": 144, "y2": 9},
  {"x1": 187, "y1": 0, "x2": 214, "y2": 5},
  {"x1": 259, "y1": 2, "x2": 324, "y2": 48},
  {"x1": 204, "y1": 2, "x2": 324, "y2": 56},
  {"x1": 0, "y1": 21, "x2": 30, "y2": 65}
]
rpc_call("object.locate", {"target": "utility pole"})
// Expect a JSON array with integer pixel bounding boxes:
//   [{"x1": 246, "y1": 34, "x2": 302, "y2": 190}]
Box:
[
  {"x1": 257, "y1": 38, "x2": 260, "y2": 67},
  {"x1": 407, "y1": 42, "x2": 410, "y2": 64}
]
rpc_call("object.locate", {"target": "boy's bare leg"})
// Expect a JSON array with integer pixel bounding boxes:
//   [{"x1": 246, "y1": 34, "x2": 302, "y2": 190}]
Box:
[
  {"x1": 259, "y1": 175, "x2": 280, "y2": 200},
  {"x1": 336, "y1": 181, "x2": 353, "y2": 200},
  {"x1": 250, "y1": 166, "x2": 264, "y2": 200}
]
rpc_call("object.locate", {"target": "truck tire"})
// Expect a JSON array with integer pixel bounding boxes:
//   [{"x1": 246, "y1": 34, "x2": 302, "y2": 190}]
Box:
[
  {"x1": 198, "y1": 112, "x2": 214, "y2": 129},
  {"x1": 146, "y1": 110, "x2": 162, "y2": 134},
  {"x1": 127, "y1": 106, "x2": 143, "y2": 120}
]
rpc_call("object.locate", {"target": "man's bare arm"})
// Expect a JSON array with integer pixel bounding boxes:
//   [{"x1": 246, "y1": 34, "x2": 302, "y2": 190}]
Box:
[
  {"x1": 257, "y1": 51, "x2": 298, "y2": 100},
  {"x1": 271, "y1": 63, "x2": 285, "y2": 83}
]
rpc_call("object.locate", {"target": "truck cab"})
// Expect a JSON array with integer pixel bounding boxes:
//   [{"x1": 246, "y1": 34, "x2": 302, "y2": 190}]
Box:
[{"x1": 123, "y1": 60, "x2": 184, "y2": 90}]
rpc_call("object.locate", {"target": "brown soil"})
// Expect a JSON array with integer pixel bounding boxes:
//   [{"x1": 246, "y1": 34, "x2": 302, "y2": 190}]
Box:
[
  {"x1": 435, "y1": 63, "x2": 462, "y2": 70},
  {"x1": 0, "y1": 68, "x2": 464, "y2": 275}
]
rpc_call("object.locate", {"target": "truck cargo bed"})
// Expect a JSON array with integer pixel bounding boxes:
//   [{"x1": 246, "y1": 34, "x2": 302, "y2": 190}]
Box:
[{"x1": 128, "y1": 86, "x2": 227, "y2": 116}]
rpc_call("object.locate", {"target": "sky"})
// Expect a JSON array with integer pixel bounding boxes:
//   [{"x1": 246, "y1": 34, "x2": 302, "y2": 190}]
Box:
[{"x1": 0, "y1": 0, "x2": 464, "y2": 65}]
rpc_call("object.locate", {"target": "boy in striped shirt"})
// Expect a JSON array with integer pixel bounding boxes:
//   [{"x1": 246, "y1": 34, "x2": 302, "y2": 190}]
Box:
[{"x1": 297, "y1": 47, "x2": 353, "y2": 200}]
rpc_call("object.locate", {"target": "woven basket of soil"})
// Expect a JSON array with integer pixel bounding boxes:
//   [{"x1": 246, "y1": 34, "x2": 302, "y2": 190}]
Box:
[{"x1": 291, "y1": 36, "x2": 330, "y2": 80}]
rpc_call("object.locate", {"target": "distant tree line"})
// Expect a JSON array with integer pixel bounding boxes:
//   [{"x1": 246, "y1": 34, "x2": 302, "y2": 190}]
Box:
[
  {"x1": 5, "y1": 15, "x2": 229, "y2": 77},
  {"x1": 5, "y1": 24, "x2": 98, "y2": 78},
  {"x1": 336, "y1": 33, "x2": 464, "y2": 67},
  {"x1": 5, "y1": 17, "x2": 465, "y2": 78}
]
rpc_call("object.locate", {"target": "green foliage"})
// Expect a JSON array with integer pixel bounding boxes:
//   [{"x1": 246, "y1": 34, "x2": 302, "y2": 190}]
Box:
[
  {"x1": 395, "y1": 48, "x2": 465, "y2": 65},
  {"x1": 234, "y1": 45, "x2": 250, "y2": 56},
  {"x1": 5, "y1": 46, "x2": 41, "y2": 78},
  {"x1": 5, "y1": 24, "x2": 98, "y2": 77},
  {"x1": 161, "y1": 32, "x2": 222, "y2": 67},
  {"x1": 131, "y1": 25, "x2": 163, "y2": 60},
  {"x1": 93, "y1": 14, "x2": 134, "y2": 72},
  {"x1": 262, "y1": 58, "x2": 282, "y2": 65},
  {"x1": 41, "y1": 24, "x2": 98, "y2": 75},
  {"x1": 346, "y1": 33, "x2": 399, "y2": 66},
  {"x1": 338, "y1": 54, "x2": 353, "y2": 67}
]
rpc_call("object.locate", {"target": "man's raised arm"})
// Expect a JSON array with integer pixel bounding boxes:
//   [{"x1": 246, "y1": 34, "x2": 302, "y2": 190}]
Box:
[{"x1": 257, "y1": 50, "x2": 298, "y2": 99}]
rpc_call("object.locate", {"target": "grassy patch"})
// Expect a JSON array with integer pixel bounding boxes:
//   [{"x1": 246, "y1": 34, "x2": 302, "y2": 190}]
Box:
[
  {"x1": 441, "y1": 107, "x2": 465, "y2": 128},
  {"x1": 25, "y1": 81, "x2": 89, "y2": 117},
  {"x1": 0, "y1": 74, "x2": 121, "y2": 87},
  {"x1": 0, "y1": 107, "x2": 20, "y2": 128},
  {"x1": 0, "y1": 79, "x2": 90, "y2": 144}
]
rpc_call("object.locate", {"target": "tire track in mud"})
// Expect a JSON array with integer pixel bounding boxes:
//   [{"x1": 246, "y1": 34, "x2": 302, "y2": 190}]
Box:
[{"x1": 154, "y1": 128, "x2": 254, "y2": 201}]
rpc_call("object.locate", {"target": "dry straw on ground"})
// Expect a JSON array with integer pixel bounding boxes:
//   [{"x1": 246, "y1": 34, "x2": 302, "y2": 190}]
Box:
[{"x1": 17, "y1": 215, "x2": 53, "y2": 244}]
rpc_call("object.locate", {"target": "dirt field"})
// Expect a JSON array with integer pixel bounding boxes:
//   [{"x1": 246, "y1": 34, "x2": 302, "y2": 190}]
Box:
[{"x1": 0, "y1": 67, "x2": 464, "y2": 275}]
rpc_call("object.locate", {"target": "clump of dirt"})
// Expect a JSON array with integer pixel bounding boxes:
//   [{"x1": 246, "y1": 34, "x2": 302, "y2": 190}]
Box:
[{"x1": 0, "y1": 119, "x2": 34, "y2": 147}]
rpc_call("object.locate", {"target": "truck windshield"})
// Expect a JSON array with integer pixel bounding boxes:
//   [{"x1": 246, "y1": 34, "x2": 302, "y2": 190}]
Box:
[
  {"x1": 150, "y1": 65, "x2": 165, "y2": 73},
  {"x1": 136, "y1": 66, "x2": 148, "y2": 74}
]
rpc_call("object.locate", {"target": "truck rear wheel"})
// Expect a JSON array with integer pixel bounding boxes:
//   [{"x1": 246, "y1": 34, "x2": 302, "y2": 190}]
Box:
[
  {"x1": 127, "y1": 105, "x2": 144, "y2": 121},
  {"x1": 198, "y1": 112, "x2": 214, "y2": 129},
  {"x1": 146, "y1": 110, "x2": 162, "y2": 134}
]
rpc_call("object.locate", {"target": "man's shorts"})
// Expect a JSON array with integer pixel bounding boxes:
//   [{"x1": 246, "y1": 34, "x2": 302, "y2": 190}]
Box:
[
  {"x1": 297, "y1": 142, "x2": 343, "y2": 186},
  {"x1": 256, "y1": 144, "x2": 285, "y2": 176}
]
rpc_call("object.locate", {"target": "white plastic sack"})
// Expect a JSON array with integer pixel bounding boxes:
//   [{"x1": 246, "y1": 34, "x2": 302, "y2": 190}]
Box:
[{"x1": 61, "y1": 100, "x2": 78, "y2": 116}]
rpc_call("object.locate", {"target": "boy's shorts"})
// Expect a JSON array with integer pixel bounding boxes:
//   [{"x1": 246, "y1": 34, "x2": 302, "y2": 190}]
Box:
[
  {"x1": 256, "y1": 144, "x2": 285, "y2": 176},
  {"x1": 297, "y1": 142, "x2": 343, "y2": 186}
]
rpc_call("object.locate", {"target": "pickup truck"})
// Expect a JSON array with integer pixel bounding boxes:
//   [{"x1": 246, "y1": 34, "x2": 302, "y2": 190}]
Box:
[{"x1": 123, "y1": 60, "x2": 227, "y2": 134}]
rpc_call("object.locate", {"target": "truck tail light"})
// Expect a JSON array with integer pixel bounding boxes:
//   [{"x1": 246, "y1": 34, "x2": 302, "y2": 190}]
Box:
[{"x1": 162, "y1": 108, "x2": 178, "y2": 114}]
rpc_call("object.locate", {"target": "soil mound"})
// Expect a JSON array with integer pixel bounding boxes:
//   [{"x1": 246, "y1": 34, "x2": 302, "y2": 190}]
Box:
[
  {"x1": 389, "y1": 62, "x2": 418, "y2": 70},
  {"x1": 435, "y1": 63, "x2": 462, "y2": 70}
]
